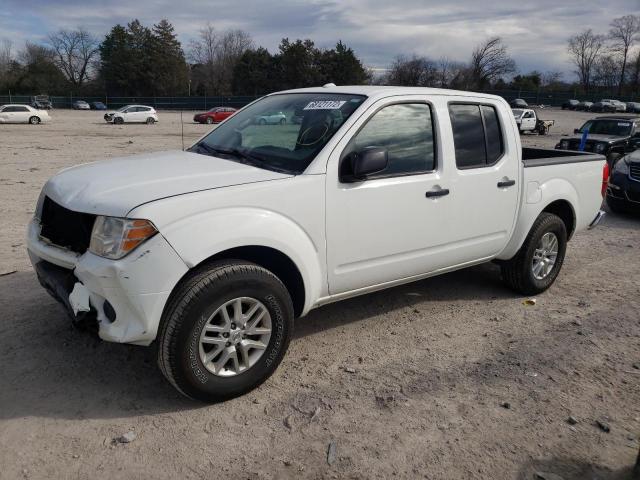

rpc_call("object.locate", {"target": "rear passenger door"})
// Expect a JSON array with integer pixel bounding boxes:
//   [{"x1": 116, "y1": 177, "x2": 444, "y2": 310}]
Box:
[{"x1": 445, "y1": 102, "x2": 519, "y2": 261}]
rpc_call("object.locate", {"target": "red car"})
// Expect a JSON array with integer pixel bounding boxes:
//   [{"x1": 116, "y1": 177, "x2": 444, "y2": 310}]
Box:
[{"x1": 193, "y1": 107, "x2": 237, "y2": 124}]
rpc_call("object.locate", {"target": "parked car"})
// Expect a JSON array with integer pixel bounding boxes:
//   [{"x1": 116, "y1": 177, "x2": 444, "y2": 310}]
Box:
[
  {"x1": 625, "y1": 102, "x2": 640, "y2": 113},
  {"x1": 576, "y1": 101, "x2": 593, "y2": 111},
  {"x1": 72, "y1": 100, "x2": 90, "y2": 110},
  {"x1": 556, "y1": 115, "x2": 640, "y2": 165},
  {"x1": 602, "y1": 99, "x2": 627, "y2": 112},
  {"x1": 509, "y1": 98, "x2": 528, "y2": 108},
  {"x1": 591, "y1": 101, "x2": 617, "y2": 113},
  {"x1": 562, "y1": 99, "x2": 580, "y2": 110},
  {"x1": 90, "y1": 102, "x2": 107, "y2": 110},
  {"x1": 606, "y1": 149, "x2": 640, "y2": 213},
  {"x1": 193, "y1": 107, "x2": 236, "y2": 124},
  {"x1": 255, "y1": 111, "x2": 287, "y2": 125},
  {"x1": 104, "y1": 105, "x2": 158, "y2": 124},
  {"x1": 31, "y1": 95, "x2": 52, "y2": 110},
  {"x1": 27, "y1": 86, "x2": 605, "y2": 402},
  {"x1": 0, "y1": 104, "x2": 50, "y2": 124},
  {"x1": 512, "y1": 108, "x2": 554, "y2": 135}
]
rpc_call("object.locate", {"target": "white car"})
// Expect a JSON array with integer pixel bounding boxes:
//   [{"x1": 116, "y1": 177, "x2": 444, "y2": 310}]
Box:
[
  {"x1": 255, "y1": 111, "x2": 287, "y2": 125},
  {"x1": 27, "y1": 86, "x2": 606, "y2": 402},
  {"x1": 0, "y1": 104, "x2": 50, "y2": 124},
  {"x1": 104, "y1": 105, "x2": 158, "y2": 124}
]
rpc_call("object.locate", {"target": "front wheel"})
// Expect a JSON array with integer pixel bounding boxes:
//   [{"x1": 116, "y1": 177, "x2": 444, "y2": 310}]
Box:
[
  {"x1": 29, "y1": 116, "x2": 40, "y2": 125},
  {"x1": 206, "y1": 117, "x2": 214, "y2": 124},
  {"x1": 157, "y1": 260, "x2": 294, "y2": 402},
  {"x1": 114, "y1": 117, "x2": 124, "y2": 125},
  {"x1": 146, "y1": 117, "x2": 156, "y2": 124},
  {"x1": 501, "y1": 213, "x2": 567, "y2": 295}
]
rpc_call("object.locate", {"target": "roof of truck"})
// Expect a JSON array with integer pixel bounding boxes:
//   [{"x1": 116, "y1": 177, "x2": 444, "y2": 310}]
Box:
[
  {"x1": 595, "y1": 115, "x2": 640, "y2": 121},
  {"x1": 275, "y1": 85, "x2": 506, "y2": 102}
]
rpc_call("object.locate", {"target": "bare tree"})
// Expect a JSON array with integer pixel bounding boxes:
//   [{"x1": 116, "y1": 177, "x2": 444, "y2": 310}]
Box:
[
  {"x1": 384, "y1": 54, "x2": 438, "y2": 86},
  {"x1": 189, "y1": 24, "x2": 253, "y2": 95},
  {"x1": 469, "y1": 37, "x2": 516, "y2": 88},
  {"x1": 593, "y1": 54, "x2": 621, "y2": 89},
  {"x1": 0, "y1": 39, "x2": 12, "y2": 80},
  {"x1": 435, "y1": 57, "x2": 466, "y2": 88},
  {"x1": 568, "y1": 29, "x2": 605, "y2": 93},
  {"x1": 609, "y1": 14, "x2": 640, "y2": 95},
  {"x1": 47, "y1": 28, "x2": 100, "y2": 88}
]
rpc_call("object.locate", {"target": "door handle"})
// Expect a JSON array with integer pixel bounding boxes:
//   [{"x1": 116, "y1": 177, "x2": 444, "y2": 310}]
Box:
[
  {"x1": 425, "y1": 188, "x2": 450, "y2": 198},
  {"x1": 497, "y1": 179, "x2": 516, "y2": 188}
]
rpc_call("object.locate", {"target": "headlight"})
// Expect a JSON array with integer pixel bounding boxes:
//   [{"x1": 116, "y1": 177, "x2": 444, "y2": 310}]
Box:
[
  {"x1": 613, "y1": 158, "x2": 629, "y2": 174},
  {"x1": 594, "y1": 143, "x2": 606, "y2": 153},
  {"x1": 560, "y1": 140, "x2": 569, "y2": 149},
  {"x1": 89, "y1": 216, "x2": 157, "y2": 259}
]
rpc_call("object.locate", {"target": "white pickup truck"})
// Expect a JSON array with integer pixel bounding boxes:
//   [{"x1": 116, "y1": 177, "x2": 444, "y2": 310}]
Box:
[
  {"x1": 27, "y1": 86, "x2": 606, "y2": 402},
  {"x1": 512, "y1": 108, "x2": 555, "y2": 135}
]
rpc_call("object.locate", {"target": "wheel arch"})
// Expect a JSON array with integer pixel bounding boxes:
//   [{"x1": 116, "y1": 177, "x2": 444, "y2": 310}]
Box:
[{"x1": 541, "y1": 199, "x2": 576, "y2": 239}]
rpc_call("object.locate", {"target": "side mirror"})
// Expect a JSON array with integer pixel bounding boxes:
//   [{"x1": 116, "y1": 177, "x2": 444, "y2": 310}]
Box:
[
  {"x1": 574, "y1": 128, "x2": 581, "y2": 134},
  {"x1": 350, "y1": 147, "x2": 389, "y2": 180}
]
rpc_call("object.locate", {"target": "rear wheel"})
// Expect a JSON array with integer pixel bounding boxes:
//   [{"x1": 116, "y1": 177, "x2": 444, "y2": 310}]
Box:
[
  {"x1": 157, "y1": 260, "x2": 294, "y2": 402},
  {"x1": 29, "y1": 116, "x2": 40, "y2": 125},
  {"x1": 501, "y1": 213, "x2": 567, "y2": 295},
  {"x1": 279, "y1": 118, "x2": 286, "y2": 125},
  {"x1": 206, "y1": 117, "x2": 214, "y2": 124},
  {"x1": 258, "y1": 118, "x2": 266, "y2": 125}
]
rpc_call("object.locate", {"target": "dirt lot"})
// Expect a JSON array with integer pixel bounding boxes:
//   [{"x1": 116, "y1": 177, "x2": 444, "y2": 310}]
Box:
[{"x1": 0, "y1": 108, "x2": 639, "y2": 480}]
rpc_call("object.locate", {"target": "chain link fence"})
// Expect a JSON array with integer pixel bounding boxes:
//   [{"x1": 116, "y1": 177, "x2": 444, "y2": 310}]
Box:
[{"x1": 1, "y1": 89, "x2": 638, "y2": 110}]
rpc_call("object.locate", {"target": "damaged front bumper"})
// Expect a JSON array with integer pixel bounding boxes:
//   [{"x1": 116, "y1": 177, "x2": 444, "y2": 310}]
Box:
[{"x1": 27, "y1": 219, "x2": 189, "y2": 345}]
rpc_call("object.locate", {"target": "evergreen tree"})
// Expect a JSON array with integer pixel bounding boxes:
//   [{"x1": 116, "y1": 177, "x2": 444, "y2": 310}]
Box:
[
  {"x1": 149, "y1": 19, "x2": 188, "y2": 95},
  {"x1": 99, "y1": 24, "x2": 135, "y2": 95},
  {"x1": 232, "y1": 47, "x2": 279, "y2": 95},
  {"x1": 319, "y1": 41, "x2": 370, "y2": 85}
]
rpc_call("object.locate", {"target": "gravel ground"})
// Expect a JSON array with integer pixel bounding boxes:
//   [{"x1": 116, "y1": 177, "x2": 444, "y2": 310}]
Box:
[{"x1": 0, "y1": 108, "x2": 639, "y2": 480}]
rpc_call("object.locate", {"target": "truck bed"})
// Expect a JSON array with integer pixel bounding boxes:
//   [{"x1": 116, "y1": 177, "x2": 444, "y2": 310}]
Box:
[{"x1": 522, "y1": 147, "x2": 605, "y2": 168}]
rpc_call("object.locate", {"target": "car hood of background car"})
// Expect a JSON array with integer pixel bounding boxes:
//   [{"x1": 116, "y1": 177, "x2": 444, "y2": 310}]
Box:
[
  {"x1": 567, "y1": 134, "x2": 625, "y2": 143},
  {"x1": 42, "y1": 150, "x2": 293, "y2": 217}
]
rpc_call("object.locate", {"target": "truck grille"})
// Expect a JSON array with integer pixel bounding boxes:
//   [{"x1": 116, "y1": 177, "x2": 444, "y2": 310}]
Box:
[
  {"x1": 630, "y1": 164, "x2": 640, "y2": 181},
  {"x1": 39, "y1": 197, "x2": 96, "y2": 254}
]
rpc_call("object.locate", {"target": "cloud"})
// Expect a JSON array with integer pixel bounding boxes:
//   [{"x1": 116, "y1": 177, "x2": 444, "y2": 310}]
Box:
[{"x1": 1, "y1": 0, "x2": 639, "y2": 77}]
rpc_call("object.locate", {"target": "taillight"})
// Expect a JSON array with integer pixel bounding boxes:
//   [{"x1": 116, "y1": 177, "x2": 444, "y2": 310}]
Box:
[{"x1": 601, "y1": 162, "x2": 610, "y2": 197}]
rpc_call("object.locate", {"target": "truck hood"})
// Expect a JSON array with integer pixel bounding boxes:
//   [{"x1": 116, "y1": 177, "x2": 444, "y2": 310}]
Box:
[
  {"x1": 567, "y1": 134, "x2": 625, "y2": 143},
  {"x1": 42, "y1": 150, "x2": 292, "y2": 217}
]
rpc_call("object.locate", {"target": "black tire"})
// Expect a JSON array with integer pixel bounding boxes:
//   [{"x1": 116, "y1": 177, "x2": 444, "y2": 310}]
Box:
[
  {"x1": 258, "y1": 118, "x2": 266, "y2": 125},
  {"x1": 501, "y1": 213, "x2": 567, "y2": 295},
  {"x1": 279, "y1": 118, "x2": 286, "y2": 125},
  {"x1": 157, "y1": 260, "x2": 294, "y2": 402},
  {"x1": 114, "y1": 117, "x2": 124, "y2": 125},
  {"x1": 29, "y1": 116, "x2": 40, "y2": 125},
  {"x1": 146, "y1": 117, "x2": 155, "y2": 124},
  {"x1": 206, "y1": 117, "x2": 214, "y2": 124}
]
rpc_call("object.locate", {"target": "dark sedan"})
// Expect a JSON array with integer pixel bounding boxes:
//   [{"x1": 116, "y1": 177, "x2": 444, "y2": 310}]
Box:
[
  {"x1": 90, "y1": 102, "x2": 107, "y2": 110},
  {"x1": 562, "y1": 99, "x2": 580, "y2": 110},
  {"x1": 606, "y1": 149, "x2": 640, "y2": 213}
]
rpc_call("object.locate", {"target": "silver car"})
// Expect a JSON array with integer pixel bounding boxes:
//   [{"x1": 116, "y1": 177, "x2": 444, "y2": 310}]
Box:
[{"x1": 255, "y1": 111, "x2": 287, "y2": 125}]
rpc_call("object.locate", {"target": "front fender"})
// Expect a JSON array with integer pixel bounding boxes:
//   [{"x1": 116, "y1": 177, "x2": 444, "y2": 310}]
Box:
[
  {"x1": 498, "y1": 177, "x2": 579, "y2": 260},
  {"x1": 158, "y1": 207, "x2": 323, "y2": 315}
]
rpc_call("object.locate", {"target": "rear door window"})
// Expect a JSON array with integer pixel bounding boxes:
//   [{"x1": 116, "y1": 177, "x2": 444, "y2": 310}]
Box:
[{"x1": 449, "y1": 104, "x2": 504, "y2": 168}]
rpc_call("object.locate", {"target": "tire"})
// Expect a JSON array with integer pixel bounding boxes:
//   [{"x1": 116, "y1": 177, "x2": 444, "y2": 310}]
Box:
[
  {"x1": 146, "y1": 117, "x2": 156, "y2": 124},
  {"x1": 157, "y1": 260, "x2": 294, "y2": 402},
  {"x1": 206, "y1": 117, "x2": 214, "y2": 124},
  {"x1": 258, "y1": 118, "x2": 266, "y2": 125},
  {"x1": 279, "y1": 118, "x2": 286, "y2": 125},
  {"x1": 501, "y1": 213, "x2": 567, "y2": 295},
  {"x1": 29, "y1": 116, "x2": 40, "y2": 125},
  {"x1": 114, "y1": 117, "x2": 124, "y2": 125}
]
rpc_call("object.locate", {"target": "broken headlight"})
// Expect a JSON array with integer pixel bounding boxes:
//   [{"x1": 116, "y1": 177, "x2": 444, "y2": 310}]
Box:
[{"x1": 89, "y1": 216, "x2": 157, "y2": 259}]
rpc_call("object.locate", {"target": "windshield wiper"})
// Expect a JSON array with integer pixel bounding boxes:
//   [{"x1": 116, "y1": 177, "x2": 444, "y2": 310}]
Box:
[{"x1": 190, "y1": 143, "x2": 293, "y2": 174}]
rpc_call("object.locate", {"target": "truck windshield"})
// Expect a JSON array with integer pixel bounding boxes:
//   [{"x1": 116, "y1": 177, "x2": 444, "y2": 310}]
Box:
[
  {"x1": 578, "y1": 119, "x2": 633, "y2": 136},
  {"x1": 190, "y1": 93, "x2": 366, "y2": 174}
]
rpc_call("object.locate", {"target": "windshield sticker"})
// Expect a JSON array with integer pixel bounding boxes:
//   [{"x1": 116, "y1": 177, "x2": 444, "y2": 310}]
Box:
[
  {"x1": 618, "y1": 122, "x2": 630, "y2": 126},
  {"x1": 304, "y1": 100, "x2": 346, "y2": 110}
]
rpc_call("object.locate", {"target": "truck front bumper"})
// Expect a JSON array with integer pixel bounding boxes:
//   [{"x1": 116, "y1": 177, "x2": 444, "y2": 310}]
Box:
[{"x1": 27, "y1": 219, "x2": 189, "y2": 345}]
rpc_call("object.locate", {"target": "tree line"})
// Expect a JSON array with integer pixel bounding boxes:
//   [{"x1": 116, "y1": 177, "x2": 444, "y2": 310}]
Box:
[{"x1": 0, "y1": 15, "x2": 638, "y2": 98}]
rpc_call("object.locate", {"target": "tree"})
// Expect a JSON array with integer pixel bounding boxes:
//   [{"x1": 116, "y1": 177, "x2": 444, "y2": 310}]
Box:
[
  {"x1": 48, "y1": 28, "x2": 99, "y2": 88},
  {"x1": 318, "y1": 41, "x2": 370, "y2": 85},
  {"x1": 15, "y1": 42, "x2": 68, "y2": 93},
  {"x1": 277, "y1": 38, "x2": 324, "y2": 89},
  {"x1": 231, "y1": 47, "x2": 278, "y2": 95},
  {"x1": 568, "y1": 29, "x2": 605, "y2": 93},
  {"x1": 593, "y1": 55, "x2": 621, "y2": 90},
  {"x1": 384, "y1": 54, "x2": 438, "y2": 86},
  {"x1": 609, "y1": 15, "x2": 640, "y2": 95},
  {"x1": 469, "y1": 37, "x2": 516, "y2": 88},
  {"x1": 189, "y1": 25, "x2": 253, "y2": 95},
  {"x1": 510, "y1": 71, "x2": 542, "y2": 91},
  {"x1": 149, "y1": 19, "x2": 188, "y2": 95},
  {"x1": 435, "y1": 57, "x2": 466, "y2": 88}
]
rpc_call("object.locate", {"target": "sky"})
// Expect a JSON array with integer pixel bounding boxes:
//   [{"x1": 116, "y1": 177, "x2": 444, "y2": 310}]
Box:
[{"x1": 1, "y1": 0, "x2": 639, "y2": 79}]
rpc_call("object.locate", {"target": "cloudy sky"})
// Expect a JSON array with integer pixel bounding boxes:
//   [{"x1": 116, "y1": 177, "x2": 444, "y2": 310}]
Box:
[{"x1": 1, "y1": 0, "x2": 639, "y2": 78}]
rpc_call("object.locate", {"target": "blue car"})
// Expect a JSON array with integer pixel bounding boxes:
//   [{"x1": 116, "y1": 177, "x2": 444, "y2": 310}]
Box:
[{"x1": 90, "y1": 102, "x2": 107, "y2": 110}]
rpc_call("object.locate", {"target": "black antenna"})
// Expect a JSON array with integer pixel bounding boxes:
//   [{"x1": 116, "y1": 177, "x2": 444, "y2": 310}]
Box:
[{"x1": 180, "y1": 107, "x2": 185, "y2": 150}]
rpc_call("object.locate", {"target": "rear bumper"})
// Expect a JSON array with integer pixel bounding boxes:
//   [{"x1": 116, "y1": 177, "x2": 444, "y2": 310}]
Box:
[{"x1": 27, "y1": 218, "x2": 189, "y2": 345}]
